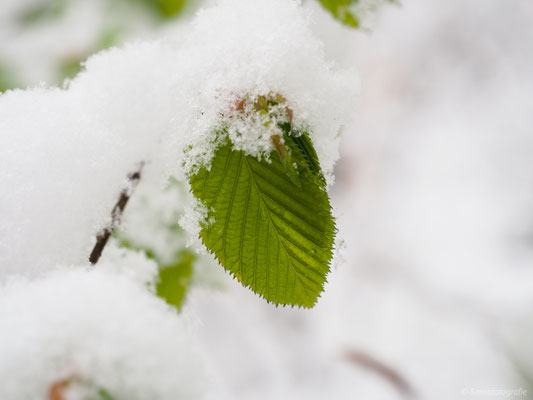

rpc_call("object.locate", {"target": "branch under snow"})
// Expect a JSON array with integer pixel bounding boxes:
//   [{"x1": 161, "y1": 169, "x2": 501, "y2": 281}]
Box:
[{"x1": 89, "y1": 164, "x2": 144, "y2": 264}]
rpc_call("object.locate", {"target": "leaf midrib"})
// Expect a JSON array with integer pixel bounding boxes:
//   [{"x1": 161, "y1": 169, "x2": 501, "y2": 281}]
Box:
[{"x1": 242, "y1": 154, "x2": 315, "y2": 303}]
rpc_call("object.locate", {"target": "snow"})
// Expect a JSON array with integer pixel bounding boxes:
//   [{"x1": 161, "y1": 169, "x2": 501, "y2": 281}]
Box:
[
  {"x1": 0, "y1": 0, "x2": 357, "y2": 279},
  {"x1": 1, "y1": 0, "x2": 533, "y2": 399},
  {"x1": 0, "y1": 267, "x2": 207, "y2": 399},
  {"x1": 107, "y1": 170, "x2": 226, "y2": 288},
  {"x1": 349, "y1": 0, "x2": 397, "y2": 29},
  {"x1": 0, "y1": 0, "x2": 171, "y2": 87},
  {"x1": 173, "y1": 0, "x2": 358, "y2": 180}
]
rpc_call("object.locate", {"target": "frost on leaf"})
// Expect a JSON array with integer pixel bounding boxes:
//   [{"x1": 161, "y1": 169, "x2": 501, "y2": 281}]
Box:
[{"x1": 189, "y1": 95, "x2": 335, "y2": 308}]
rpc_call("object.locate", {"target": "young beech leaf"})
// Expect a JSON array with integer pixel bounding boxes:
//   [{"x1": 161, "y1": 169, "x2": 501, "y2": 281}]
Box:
[
  {"x1": 189, "y1": 130, "x2": 335, "y2": 308},
  {"x1": 156, "y1": 249, "x2": 194, "y2": 311}
]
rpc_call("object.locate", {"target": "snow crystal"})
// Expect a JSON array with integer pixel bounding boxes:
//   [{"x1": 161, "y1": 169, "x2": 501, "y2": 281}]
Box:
[
  {"x1": 174, "y1": 0, "x2": 358, "y2": 180},
  {"x1": 0, "y1": 0, "x2": 357, "y2": 279},
  {"x1": 0, "y1": 267, "x2": 207, "y2": 400}
]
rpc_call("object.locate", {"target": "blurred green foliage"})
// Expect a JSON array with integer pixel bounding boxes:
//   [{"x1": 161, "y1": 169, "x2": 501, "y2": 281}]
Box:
[
  {"x1": 57, "y1": 28, "x2": 122, "y2": 82},
  {"x1": 156, "y1": 249, "x2": 194, "y2": 311},
  {"x1": 17, "y1": 0, "x2": 67, "y2": 25},
  {"x1": 18, "y1": 0, "x2": 189, "y2": 26},
  {"x1": 15, "y1": 0, "x2": 189, "y2": 84},
  {"x1": 97, "y1": 388, "x2": 116, "y2": 400},
  {"x1": 318, "y1": 0, "x2": 360, "y2": 27},
  {"x1": 0, "y1": 63, "x2": 18, "y2": 93},
  {"x1": 115, "y1": 235, "x2": 195, "y2": 311},
  {"x1": 140, "y1": 0, "x2": 189, "y2": 18},
  {"x1": 58, "y1": 57, "x2": 85, "y2": 82},
  {"x1": 317, "y1": 0, "x2": 396, "y2": 28}
]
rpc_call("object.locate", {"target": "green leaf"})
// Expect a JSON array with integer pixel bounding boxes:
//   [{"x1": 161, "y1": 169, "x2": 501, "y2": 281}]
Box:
[
  {"x1": 189, "y1": 129, "x2": 335, "y2": 308},
  {"x1": 156, "y1": 249, "x2": 194, "y2": 310},
  {"x1": 317, "y1": 0, "x2": 360, "y2": 28}
]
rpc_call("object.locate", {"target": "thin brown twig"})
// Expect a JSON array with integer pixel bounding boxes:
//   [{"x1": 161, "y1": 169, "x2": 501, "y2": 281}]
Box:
[
  {"x1": 89, "y1": 163, "x2": 144, "y2": 265},
  {"x1": 345, "y1": 349, "x2": 417, "y2": 399}
]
